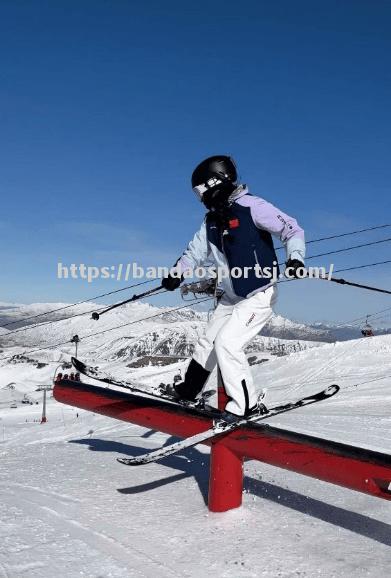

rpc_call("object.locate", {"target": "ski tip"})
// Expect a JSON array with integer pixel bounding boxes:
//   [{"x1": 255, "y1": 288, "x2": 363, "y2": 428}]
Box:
[
  {"x1": 71, "y1": 357, "x2": 84, "y2": 371},
  {"x1": 327, "y1": 384, "x2": 340, "y2": 394}
]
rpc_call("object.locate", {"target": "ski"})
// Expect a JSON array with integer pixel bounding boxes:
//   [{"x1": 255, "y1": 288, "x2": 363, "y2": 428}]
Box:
[
  {"x1": 117, "y1": 384, "x2": 339, "y2": 466},
  {"x1": 71, "y1": 357, "x2": 214, "y2": 410}
]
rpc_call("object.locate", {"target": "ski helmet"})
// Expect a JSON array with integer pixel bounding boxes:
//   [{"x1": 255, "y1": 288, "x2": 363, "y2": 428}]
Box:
[{"x1": 191, "y1": 155, "x2": 238, "y2": 208}]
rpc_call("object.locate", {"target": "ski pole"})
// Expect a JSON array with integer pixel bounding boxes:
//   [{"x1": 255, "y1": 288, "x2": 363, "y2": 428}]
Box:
[
  {"x1": 91, "y1": 285, "x2": 164, "y2": 320},
  {"x1": 282, "y1": 268, "x2": 391, "y2": 295},
  {"x1": 321, "y1": 275, "x2": 391, "y2": 295}
]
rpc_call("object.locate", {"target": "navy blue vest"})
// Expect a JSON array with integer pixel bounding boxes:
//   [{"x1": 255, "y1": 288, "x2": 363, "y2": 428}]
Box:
[{"x1": 205, "y1": 201, "x2": 280, "y2": 297}]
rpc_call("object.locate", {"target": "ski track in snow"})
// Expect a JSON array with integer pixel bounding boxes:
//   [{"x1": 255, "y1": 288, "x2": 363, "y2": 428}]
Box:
[
  {"x1": 1, "y1": 304, "x2": 391, "y2": 577},
  {"x1": 1, "y1": 483, "x2": 183, "y2": 578},
  {"x1": 1, "y1": 412, "x2": 391, "y2": 578}
]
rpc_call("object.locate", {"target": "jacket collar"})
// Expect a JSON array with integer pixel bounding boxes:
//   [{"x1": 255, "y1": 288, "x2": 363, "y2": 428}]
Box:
[{"x1": 229, "y1": 184, "x2": 248, "y2": 203}]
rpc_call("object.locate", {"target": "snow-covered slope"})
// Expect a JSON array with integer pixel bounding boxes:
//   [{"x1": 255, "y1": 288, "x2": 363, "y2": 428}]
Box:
[
  {"x1": 1, "y1": 333, "x2": 390, "y2": 577},
  {"x1": 0, "y1": 301, "x2": 325, "y2": 394},
  {"x1": 1, "y1": 300, "x2": 390, "y2": 578}
]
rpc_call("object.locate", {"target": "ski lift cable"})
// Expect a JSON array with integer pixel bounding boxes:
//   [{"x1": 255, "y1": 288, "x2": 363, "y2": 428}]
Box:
[
  {"x1": 2, "y1": 258, "x2": 390, "y2": 340},
  {"x1": 0, "y1": 296, "x2": 214, "y2": 362},
  {"x1": 305, "y1": 236, "x2": 391, "y2": 261},
  {"x1": 276, "y1": 237, "x2": 391, "y2": 267},
  {"x1": 1, "y1": 279, "x2": 156, "y2": 328},
  {"x1": 3, "y1": 305, "x2": 109, "y2": 338},
  {"x1": 278, "y1": 237, "x2": 391, "y2": 265},
  {"x1": 275, "y1": 223, "x2": 391, "y2": 251},
  {"x1": 337, "y1": 305, "x2": 391, "y2": 328},
  {"x1": 3, "y1": 288, "x2": 167, "y2": 339},
  {"x1": 2, "y1": 237, "x2": 391, "y2": 345},
  {"x1": 333, "y1": 259, "x2": 391, "y2": 274},
  {"x1": 3, "y1": 226, "x2": 390, "y2": 329}
]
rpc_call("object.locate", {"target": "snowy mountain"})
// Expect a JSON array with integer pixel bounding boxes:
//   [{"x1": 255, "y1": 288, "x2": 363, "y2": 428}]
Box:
[
  {"x1": 263, "y1": 313, "x2": 391, "y2": 342},
  {"x1": 1, "y1": 299, "x2": 391, "y2": 397},
  {"x1": 0, "y1": 300, "x2": 328, "y2": 395},
  {"x1": 2, "y1": 300, "x2": 390, "y2": 347}
]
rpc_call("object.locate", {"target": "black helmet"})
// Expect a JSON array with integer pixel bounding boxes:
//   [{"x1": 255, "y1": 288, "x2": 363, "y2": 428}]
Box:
[
  {"x1": 191, "y1": 155, "x2": 238, "y2": 209},
  {"x1": 191, "y1": 155, "x2": 237, "y2": 189}
]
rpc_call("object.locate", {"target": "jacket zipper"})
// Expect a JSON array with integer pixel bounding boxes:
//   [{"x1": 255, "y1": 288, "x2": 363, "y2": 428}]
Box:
[
  {"x1": 221, "y1": 230, "x2": 235, "y2": 294},
  {"x1": 253, "y1": 249, "x2": 263, "y2": 277}
]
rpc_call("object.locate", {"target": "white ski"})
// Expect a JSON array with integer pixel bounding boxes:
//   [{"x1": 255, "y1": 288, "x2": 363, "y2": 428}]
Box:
[{"x1": 117, "y1": 385, "x2": 339, "y2": 466}]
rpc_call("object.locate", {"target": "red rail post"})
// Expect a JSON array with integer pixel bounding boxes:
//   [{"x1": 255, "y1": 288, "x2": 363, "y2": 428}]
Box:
[{"x1": 208, "y1": 379, "x2": 244, "y2": 512}]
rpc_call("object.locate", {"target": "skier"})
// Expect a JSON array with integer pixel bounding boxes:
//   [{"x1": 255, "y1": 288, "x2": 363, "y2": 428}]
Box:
[{"x1": 161, "y1": 155, "x2": 305, "y2": 422}]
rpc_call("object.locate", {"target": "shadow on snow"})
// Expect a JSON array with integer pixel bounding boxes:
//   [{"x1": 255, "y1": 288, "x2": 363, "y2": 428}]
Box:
[{"x1": 70, "y1": 434, "x2": 391, "y2": 547}]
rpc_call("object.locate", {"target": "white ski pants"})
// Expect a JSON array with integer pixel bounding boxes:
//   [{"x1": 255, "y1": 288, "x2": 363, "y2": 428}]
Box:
[{"x1": 193, "y1": 285, "x2": 277, "y2": 415}]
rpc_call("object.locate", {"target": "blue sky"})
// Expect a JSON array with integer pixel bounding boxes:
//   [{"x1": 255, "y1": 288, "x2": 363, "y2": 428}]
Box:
[{"x1": 0, "y1": 0, "x2": 390, "y2": 324}]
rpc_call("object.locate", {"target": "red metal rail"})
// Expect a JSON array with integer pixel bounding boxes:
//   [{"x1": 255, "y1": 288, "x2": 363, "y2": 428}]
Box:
[{"x1": 54, "y1": 379, "x2": 391, "y2": 512}]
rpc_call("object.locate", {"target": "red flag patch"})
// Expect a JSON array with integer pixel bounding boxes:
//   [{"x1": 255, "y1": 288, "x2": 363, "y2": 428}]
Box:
[{"x1": 229, "y1": 218, "x2": 240, "y2": 229}]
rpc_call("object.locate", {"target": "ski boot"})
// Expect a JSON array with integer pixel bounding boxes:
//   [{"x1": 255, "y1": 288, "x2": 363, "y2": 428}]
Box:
[
  {"x1": 158, "y1": 379, "x2": 214, "y2": 411},
  {"x1": 246, "y1": 398, "x2": 269, "y2": 418},
  {"x1": 216, "y1": 410, "x2": 243, "y2": 425},
  {"x1": 158, "y1": 371, "x2": 183, "y2": 399},
  {"x1": 158, "y1": 382, "x2": 181, "y2": 400},
  {"x1": 217, "y1": 390, "x2": 269, "y2": 426}
]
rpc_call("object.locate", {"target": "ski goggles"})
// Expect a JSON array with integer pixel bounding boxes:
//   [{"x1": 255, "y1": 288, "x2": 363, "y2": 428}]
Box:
[{"x1": 193, "y1": 177, "x2": 223, "y2": 201}]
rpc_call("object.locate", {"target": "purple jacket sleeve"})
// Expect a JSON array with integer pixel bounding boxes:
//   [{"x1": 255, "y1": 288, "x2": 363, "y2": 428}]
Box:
[{"x1": 238, "y1": 195, "x2": 305, "y2": 263}]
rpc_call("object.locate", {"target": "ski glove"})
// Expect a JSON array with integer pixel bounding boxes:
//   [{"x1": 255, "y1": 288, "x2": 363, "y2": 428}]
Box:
[
  {"x1": 162, "y1": 273, "x2": 183, "y2": 291},
  {"x1": 285, "y1": 258, "x2": 305, "y2": 279}
]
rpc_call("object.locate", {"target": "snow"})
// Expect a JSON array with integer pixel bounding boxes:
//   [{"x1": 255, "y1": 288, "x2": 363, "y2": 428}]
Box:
[{"x1": 1, "y1": 302, "x2": 391, "y2": 576}]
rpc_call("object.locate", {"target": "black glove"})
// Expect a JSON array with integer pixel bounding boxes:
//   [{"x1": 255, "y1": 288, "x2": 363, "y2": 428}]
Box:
[
  {"x1": 161, "y1": 273, "x2": 183, "y2": 291},
  {"x1": 285, "y1": 258, "x2": 305, "y2": 279}
]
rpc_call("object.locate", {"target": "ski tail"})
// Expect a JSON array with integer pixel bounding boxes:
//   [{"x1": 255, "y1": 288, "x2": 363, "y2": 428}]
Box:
[{"x1": 71, "y1": 357, "x2": 214, "y2": 409}]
